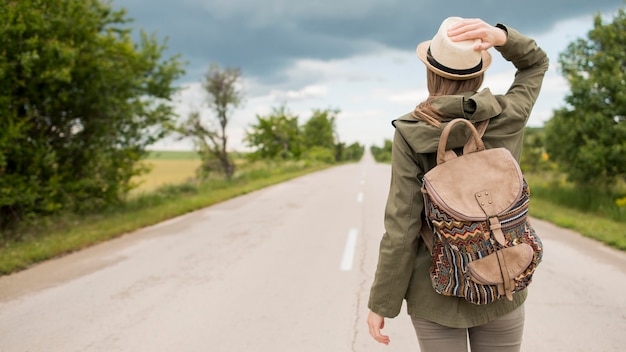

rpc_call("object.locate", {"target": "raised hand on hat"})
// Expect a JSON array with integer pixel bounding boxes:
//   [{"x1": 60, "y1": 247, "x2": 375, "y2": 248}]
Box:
[{"x1": 447, "y1": 18, "x2": 507, "y2": 51}]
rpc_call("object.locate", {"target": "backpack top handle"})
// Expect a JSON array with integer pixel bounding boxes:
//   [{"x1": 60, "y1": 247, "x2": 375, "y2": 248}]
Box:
[{"x1": 437, "y1": 118, "x2": 487, "y2": 165}]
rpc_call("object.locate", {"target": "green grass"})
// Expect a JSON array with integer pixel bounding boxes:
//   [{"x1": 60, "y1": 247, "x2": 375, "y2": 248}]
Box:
[
  {"x1": 525, "y1": 173, "x2": 626, "y2": 222},
  {"x1": 0, "y1": 160, "x2": 331, "y2": 275},
  {"x1": 529, "y1": 197, "x2": 626, "y2": 250},
  {"x1": 525, "y1": 172, "x2": 626, "y2": 250}
]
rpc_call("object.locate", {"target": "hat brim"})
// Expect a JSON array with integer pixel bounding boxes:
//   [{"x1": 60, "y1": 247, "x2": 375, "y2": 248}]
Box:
[{"x1": 416, "y1": 40, "x2": 492, "y2": 80}]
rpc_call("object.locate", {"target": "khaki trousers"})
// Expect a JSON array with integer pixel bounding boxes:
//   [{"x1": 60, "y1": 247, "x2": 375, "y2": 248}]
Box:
[{"x1": 411, "y1": 305, "x2": 525, "y2": 352}]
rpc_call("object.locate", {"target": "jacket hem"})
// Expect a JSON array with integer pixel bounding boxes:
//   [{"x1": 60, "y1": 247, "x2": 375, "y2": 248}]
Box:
[{"x1": 406, "y1": 293, "x2": 527, "y2": 328}]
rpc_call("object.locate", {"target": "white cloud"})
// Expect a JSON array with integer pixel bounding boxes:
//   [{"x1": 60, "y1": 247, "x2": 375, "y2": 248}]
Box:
[{"x1": 266, "y1": 85, "x2": 328, "y2": 102}]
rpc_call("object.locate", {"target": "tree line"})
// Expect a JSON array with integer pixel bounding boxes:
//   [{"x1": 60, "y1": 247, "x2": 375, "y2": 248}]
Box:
[
  {"x1": 245, "y1": 106, "x2": 364, "y2": 164},
  {"x1": 0, "y1": 0, "x2": 363, "y2": 232},
  {"x1": 174, "y1": 64, "x2": 363, "y2": 181}
]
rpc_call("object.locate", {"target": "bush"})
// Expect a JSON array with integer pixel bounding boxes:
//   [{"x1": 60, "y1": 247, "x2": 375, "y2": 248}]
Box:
[
  {"x1": 303, "y1": 147, "x2": 336, "y2": 164},
  {"x1": 0, "y1": 0, "x2": 184, "y2": 230},
  {"x1": 371, "y1": 139, "x2": 392, "y2": 163}
]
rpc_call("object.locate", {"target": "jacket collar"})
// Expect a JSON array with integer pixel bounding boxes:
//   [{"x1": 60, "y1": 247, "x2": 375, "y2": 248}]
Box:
[
  {"x1": 394, "y1": 88, "x2": 502, "y2": 124},
  {"x1": 392, "y1": 89, "x2": 503, "y2": 153}
]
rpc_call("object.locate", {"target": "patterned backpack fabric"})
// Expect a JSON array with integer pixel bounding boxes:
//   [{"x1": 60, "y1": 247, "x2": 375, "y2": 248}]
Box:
[{"x1": 421, "y1": 118, "x2": 543, "y2": 305}]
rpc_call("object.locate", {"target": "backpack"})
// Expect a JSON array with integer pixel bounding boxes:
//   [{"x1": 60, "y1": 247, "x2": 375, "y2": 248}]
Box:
[{"x1": 420, "y1": 118, "x2": 543, "y2": 305}]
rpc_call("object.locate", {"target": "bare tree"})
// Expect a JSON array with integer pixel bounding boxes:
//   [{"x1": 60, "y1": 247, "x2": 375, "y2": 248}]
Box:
[{"x1": 179, "y1": 63, "x2": 244, "y2": 179}]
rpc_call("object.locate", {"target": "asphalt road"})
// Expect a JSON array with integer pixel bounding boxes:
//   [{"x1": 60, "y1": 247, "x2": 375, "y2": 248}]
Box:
[{"x1": 1, "y1": 153, "x2": 625, "y2": 351}]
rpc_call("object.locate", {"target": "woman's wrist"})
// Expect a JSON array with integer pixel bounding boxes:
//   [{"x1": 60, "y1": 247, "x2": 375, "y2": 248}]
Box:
[{"x1": 494, "y1": 24, "x2": 509, "y2": 47}]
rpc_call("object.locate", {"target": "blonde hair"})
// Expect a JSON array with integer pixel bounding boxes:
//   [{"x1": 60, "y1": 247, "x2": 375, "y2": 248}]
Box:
[{"x1": 412, "y1": 70, "x2": 484, "y2": 127}]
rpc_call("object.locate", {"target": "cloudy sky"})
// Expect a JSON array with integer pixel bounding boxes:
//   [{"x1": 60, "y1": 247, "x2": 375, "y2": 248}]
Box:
[{"x1": 112, "y1": 0, "x2": 624, "y2": 150}]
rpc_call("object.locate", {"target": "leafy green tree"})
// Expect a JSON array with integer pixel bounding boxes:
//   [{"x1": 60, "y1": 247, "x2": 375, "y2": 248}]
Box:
[
  {"x1": 302, "y1": 146, "x2": 336, "y2": 164},
  {"x1": 0, "y1": 0, "x2": 184, "y2": 227},
  {"x1": 334, "y1": 141, "x2": 365, "y2": 162},
  {"x1": 544, "y1": 9, "x2": 626, "y2": 186},
  {"x1": 344, "y1": 142, "x2": 365, "y2": 161},
  {"x1": 178, "y1": 63, "x2": 243, "y2": 179},
  {"x1": 244, "y1": 105, "x2": 301, "y2": 160},
  {"x1": 371, "y1": 139, "x2": 393, "y2": 163},
  {"x1": 301, "y1": 109, "x2": 339, "y2": 150},
  {"x1": 334, "y1": 142, "x2": 346, "y2": 162}
]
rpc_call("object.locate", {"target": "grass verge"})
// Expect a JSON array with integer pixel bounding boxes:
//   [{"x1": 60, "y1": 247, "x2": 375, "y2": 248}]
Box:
[
  {"x1": 529, "y1": 197, "x2": 626, "y2": 251},
  {"x1": 525, "y1": 172, "x2": 626, "y2": 251},
  {"x1": 0, "y1": 162, "x2": 331, "y2": 275}
]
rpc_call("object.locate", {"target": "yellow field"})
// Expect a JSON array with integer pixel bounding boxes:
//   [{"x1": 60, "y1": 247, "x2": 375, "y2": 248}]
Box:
[{"x1": 133, "y1": 159, "x2": 201, "y2": 193}]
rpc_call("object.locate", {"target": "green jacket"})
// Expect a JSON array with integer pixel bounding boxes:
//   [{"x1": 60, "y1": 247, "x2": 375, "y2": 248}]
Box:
[{"x1": 368, "y1": 25, "x2": 549, "y2": 328}]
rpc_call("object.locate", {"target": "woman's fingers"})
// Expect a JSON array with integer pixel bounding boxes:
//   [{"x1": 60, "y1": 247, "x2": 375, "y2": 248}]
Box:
[
  {"x1": 447, "y1": 18, "x2": 507, "y2": 50},
  {"x1": 367, "y1": 311, "x2": 391, "y2": 345},
  {"x1": 447, "y1": 18, "x2": 487, "y2": 40}
]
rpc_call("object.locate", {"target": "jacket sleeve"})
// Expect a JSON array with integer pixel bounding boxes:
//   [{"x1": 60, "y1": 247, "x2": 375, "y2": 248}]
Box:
[
  {"x1": 368, "y1": 127, "x2": 423, "y2": 318},
  {"x1": 495, "y1": 24, "x2": 550, "y2": 128}
]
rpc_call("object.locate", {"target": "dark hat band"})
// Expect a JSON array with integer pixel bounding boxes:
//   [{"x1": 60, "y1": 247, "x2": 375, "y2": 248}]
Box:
[{"x1": 427, "y1": 47, "x2": 483, "y2": 76}]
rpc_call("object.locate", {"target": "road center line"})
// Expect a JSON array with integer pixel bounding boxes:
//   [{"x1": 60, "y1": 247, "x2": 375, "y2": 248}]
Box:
[{"x1": 340, "y1": 228, "x2": 358, "y2": 271}]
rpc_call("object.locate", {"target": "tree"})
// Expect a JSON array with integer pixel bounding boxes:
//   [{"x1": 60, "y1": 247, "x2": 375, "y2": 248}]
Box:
[
  {"x1": 544, "y1": 9, "x2": 626, "y2": 186},
  {"x1": 244, "y1": 105, "x2": 301, "y2": 160},
  {"x1": 371, "y1": 139, "x2": 393, "y2": 163},
  {"x1": 178, "y1": 63, "x2": 243, "y2": 180},
  {"x1": 301, "y1": 108, "x2": 339, "y2": 151},
  {"x1": 0, "y1": 0, "x2": 184, "y2": 227},
  {"x1": 334, "y1": 142, "x2": 346, "y2": 162},
  {"x1": 343, "y1": 142, "x2": 365, "y2": 161},
  {"x1": 333, "y1": 141, "x2": 365, "y2": 162}
]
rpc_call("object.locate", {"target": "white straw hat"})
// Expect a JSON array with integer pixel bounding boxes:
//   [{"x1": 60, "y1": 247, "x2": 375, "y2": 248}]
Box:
[{"x1": 416, "y1": 17, "x2": 492, "y2": 80}]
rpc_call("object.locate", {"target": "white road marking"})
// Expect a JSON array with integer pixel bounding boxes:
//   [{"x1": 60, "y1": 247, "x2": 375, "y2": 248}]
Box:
[
  {"x1": 357, "y1": 192, "x2": 364, "y2": 203},
  {"x1": 340, "y1": 228, "x2": 358, "y2": 271}
]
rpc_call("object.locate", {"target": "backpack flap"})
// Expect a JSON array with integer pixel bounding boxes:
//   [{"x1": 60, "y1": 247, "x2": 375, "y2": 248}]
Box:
[
  {"x1": 423, "y1": 147, "x2": 524, "y2": 221},
  {"x1": 424, "y1": 118, "x2": 524, "y2": 222}
]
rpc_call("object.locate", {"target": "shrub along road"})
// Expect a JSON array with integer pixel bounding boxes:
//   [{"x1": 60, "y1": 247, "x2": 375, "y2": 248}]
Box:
[{"x1": 0, "y1": 153, "x2": 625, "y2": 351}]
